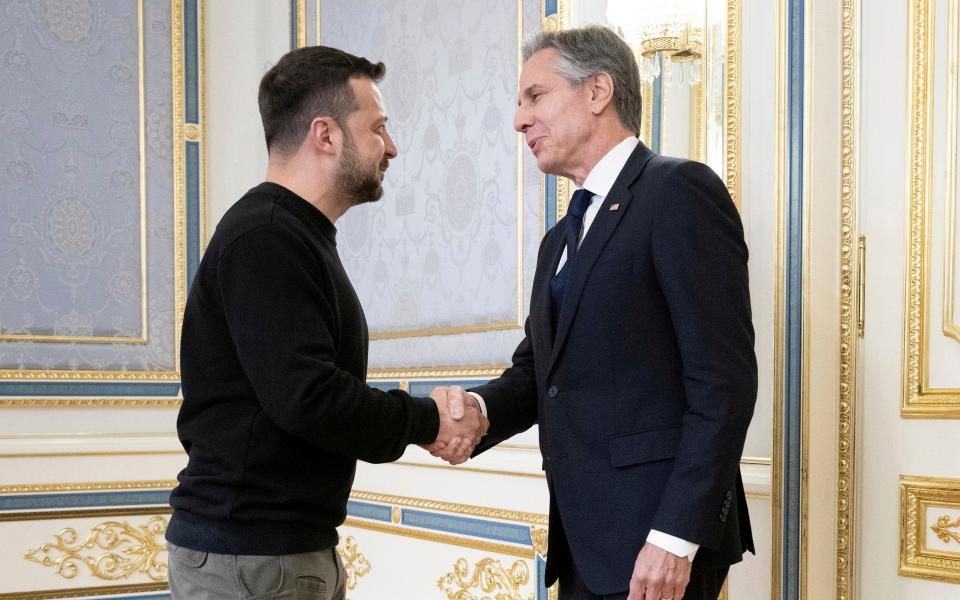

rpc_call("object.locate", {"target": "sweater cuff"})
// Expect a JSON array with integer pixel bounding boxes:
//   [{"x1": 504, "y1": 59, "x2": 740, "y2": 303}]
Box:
[{"x1": 409, "y1": 395, "x2": 440, "y2": 445}]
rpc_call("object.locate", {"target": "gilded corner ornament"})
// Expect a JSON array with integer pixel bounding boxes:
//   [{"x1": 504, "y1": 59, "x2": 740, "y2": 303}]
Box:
[
  {"x1": 529, "y1": 526, "x2": 547, "y2": 557},
  {"x1": 336, "y1": 536, "x2": 372, "y2": 591},
  {"x1": 24, "y1": 516, "x2": 168, "y2": 582},
  {"x1": 438, "y1": 557, "x2": 532, "y2": 600}
]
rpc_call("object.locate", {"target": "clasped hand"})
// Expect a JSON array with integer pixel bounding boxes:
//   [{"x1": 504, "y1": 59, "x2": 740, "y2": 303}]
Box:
[{"x1": 419, "y1": 386, "x2": 488, "y2": 465}]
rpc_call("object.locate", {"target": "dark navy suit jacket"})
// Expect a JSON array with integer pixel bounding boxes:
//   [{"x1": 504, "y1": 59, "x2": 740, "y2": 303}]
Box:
[{"x1": 471, "y1": 142, "x2": 757, "y2": 594}]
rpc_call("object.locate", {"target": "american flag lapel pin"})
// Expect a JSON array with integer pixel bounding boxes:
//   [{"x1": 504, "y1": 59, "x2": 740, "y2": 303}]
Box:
[{"x1": 609, "y1": 203, "x2": 620, "y2": 211}]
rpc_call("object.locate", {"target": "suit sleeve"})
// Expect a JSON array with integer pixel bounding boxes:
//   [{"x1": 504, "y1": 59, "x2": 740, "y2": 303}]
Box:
[
  {"x1": 648, "y1": 161, "x2": 758, "y2": 547},
  {"x1": 217, "y1": 225, "x2": 439, "y2": 464}
]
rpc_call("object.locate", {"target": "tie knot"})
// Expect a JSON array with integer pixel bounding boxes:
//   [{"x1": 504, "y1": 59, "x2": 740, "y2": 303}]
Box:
[{"x1": 567, "y1": 189, "x2": 592, "y2": 220}]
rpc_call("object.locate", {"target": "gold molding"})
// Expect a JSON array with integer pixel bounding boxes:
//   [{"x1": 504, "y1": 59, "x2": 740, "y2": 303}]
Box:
[
  {"x1": 24, "y1": 516, "x2": 168, "y2": 582},
  {"x1": 944, "y1": 0, "x2": 960, "y2": 343},
  {"x1": 343, "y1": 517, "x2": 536, "y2": 559},
  {"x1": 0, "y1": 481, "x2": 177, "y2": 494},
  {"x1": 641, "y1": 81, "x2": 654, "y2": 147},
  {"x1": 529, "y1": 527, "x2": 547, "y2": 556},
  {"x1": 903, "y1": 0, "x2": 960, "y2": 417},
  {"x1": 0, "y1": 398, "x2": 181, "y2": 408},
  {"x1": 0, "y1": 370, "x2": 180, "y2": 381},
  {"x1": 337, "y1": 535, "x2": 371, "y2": 591},
  {"x1": 836, "y1": 0, "x2": 859, "y2": 596},
  {"x1": 349, "y1": 490, "x2": 548, "y2": 526},
  {"x1": 900, "y1": 475, "x2": 960, "y2": 583},
  {"x1": 367, "y1": 364, "x2": 509, "y2": 380},
  {"x1": 438, "y1": 557, "x2": 532, "y2": 600},
  {"x1": 296, "y1": 0, "x2": 306, "y2": 48},
  {"x1": 725, "y1": 0, "x2": 742, "y2": 210}
]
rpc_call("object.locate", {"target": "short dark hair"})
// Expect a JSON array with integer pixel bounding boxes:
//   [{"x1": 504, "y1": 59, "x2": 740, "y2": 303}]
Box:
[{"x1": 258, "y1": 46, "x2": 385, "y2": 155}]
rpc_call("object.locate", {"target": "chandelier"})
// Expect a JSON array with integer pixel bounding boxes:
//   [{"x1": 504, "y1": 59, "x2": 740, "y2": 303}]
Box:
[{"x1": 606, "y1": 0, "x2": 704, "y2": 86}]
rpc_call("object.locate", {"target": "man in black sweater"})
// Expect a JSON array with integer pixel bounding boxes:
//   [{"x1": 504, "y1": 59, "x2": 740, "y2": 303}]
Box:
[{"x1": 165, "y1": 46, "x2": 486, "y2": 599}]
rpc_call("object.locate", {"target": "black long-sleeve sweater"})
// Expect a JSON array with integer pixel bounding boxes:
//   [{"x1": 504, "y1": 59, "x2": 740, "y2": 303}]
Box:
[{"x1": 166, "y1": 182, "x2": 440, "y2": 555}]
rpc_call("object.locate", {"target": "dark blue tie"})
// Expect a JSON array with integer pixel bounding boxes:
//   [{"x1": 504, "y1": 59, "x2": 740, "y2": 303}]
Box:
[{"x1": 550, "y1": 188, "x2": 593, "y2": 330}]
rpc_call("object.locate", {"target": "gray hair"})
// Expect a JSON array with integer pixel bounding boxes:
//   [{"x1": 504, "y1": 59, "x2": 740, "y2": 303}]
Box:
[{"x1": 522, "y1": 25, "x2": 642, "y2": 135}]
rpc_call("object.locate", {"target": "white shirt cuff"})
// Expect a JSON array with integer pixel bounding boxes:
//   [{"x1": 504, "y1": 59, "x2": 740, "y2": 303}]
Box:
[
  {"x1": 467, "y1": 392, "x2": 487, "y2": 418},
  {"x1": 646, "y1": 530, "x2": 699, "y2": 562}
]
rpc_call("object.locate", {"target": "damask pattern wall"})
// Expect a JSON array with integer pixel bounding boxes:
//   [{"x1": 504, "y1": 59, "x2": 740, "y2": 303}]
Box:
[
  {"x1": 0, "y1": 0, "x2": 180, "y2": 372},
  {"x1": 320, "y1": 0, "x2": 544, "y2": 370}
]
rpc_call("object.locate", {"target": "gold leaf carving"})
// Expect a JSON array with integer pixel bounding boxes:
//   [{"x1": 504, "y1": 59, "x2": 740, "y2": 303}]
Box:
[
  {"x1": 438, "y1": 557, "x2": 532, "y2": 600},
  {"x1": 530, "y1": 527, "x2": 547, "y2": 557},
  {"x1": 932, "y1": 515, "x2": 960, "y2": 544},
  {"x1": 24, "y1": 516, "x2": 168, "y2": 581},
  {"x1": 336, "y1": 536, "x2": 372, "y2": 591}
]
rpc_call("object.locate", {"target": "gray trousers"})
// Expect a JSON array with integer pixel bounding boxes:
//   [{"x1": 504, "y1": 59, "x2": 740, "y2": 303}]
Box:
[{"x1": 167, "y1": 542, "x2": 346, "y2": 600}]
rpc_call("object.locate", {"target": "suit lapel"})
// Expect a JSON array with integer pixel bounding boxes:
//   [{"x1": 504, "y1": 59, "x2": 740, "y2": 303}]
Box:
[
  {"x1": 547, "y1": 143, "x2": 656, "y2": 375},
  {"x1": 534, "y1": 229, "x2": 567, "y2": 352}
]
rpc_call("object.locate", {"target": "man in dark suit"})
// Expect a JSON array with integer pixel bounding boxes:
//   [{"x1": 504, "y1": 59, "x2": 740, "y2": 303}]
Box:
[{"x1": 432, "y1": 26, "x2": 757, "y2": 600}]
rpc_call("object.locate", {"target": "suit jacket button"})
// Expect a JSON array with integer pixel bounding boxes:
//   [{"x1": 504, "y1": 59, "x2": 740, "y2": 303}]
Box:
[
  {"x1": 724, "y1": 498, "x2": 732, "y2": 508},
  {"x1": 720, "y1": 514, "x2": 727, "y2": 523},
  {"x1": 726, "y1": 490, "x2": 734, "y2": 499},
  {"x1": 547, "y1": 386, "x2": 559, "y2": 398}
]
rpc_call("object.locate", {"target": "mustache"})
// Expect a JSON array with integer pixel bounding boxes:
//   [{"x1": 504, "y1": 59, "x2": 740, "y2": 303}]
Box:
[{"x1": 379, "y1": 159, "x2": 389, "y2": 171}]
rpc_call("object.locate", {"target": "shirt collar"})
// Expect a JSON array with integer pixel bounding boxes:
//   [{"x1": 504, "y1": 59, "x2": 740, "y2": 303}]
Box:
[{"x1": 580, "y1": 136, "x2": 639, "y2": 198}]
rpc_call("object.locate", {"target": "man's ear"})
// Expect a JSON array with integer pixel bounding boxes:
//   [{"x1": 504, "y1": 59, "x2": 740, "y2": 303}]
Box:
[
  {"x1": 309, "y1": 116, "x2": 339, "y2": 155},
  {"x1": 588, "y1": 71, "x2": 615, "y2": 115}
]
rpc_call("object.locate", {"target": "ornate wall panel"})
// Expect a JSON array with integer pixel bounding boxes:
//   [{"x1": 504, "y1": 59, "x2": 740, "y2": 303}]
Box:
[
  {"x1": 900, "y1": 476, "x2": 960, "y2": 584},
  {"x1": 902, "y1": 0, "x2": 960, "y2": 417},
  {"x1": 0, "y1": 0, "x2": 204, "y2": 405}
]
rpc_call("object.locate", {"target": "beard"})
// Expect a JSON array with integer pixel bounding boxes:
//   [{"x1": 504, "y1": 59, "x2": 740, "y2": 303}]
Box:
[{"x1": 335, "y1": 137, "x2": 388, "y2": 207}]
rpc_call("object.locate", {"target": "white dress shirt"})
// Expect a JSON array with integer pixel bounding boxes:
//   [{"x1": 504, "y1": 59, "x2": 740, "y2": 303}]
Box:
[{"x1": 471, "y1": 136, "x2": 698, "y2": 562}]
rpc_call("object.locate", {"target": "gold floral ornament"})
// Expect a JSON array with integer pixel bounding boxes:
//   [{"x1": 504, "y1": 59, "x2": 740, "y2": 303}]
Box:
[
  {"x1": 438, "y1": 557, "x2": 533, "y2": 600},
  {"x1": 932, "y1": 515, "x2": 960, "y2": 545},
  {"x1": 336, "y1": 536, "x2": 371, "y2": 591},
  {"x1": 24, "y1": 516, "x2": 168, "y2": 581}
]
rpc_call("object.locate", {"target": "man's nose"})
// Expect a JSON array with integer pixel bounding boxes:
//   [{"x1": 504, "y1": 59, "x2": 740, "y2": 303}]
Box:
[
  {"x1": 384, "y1": 132, "x2": 398, "y2": 159},
  {"x1": 514, "y1": 104, "x2": 531, "y2": 133}
]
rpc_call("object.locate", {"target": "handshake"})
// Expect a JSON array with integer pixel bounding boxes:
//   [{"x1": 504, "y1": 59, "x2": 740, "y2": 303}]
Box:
[{"x1": 421, "y1": 386, "x2": 488, "y2": 465}]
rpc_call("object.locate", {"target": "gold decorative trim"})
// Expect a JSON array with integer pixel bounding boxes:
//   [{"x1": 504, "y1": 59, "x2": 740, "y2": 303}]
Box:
[
  {"x1": 0, "y1": 450, "x2": 182, "y2": 459},
  {"x1": 296, "y1": 0, "x2": 306, "y2": 48},
  {"x1": 25, "y1": 517, "x2": 168, "y2": 582},
  {"x1": 530, "y1": 527, "x2": 547, "y2": 556},
  {"x1": 641, "y1": 81, "x2": 654, "y2": 147},
  {"x1": 0, "y1": 398, "x2": 181, "y2": 408},
  {"x1": 349, "y1": 490, "x2": 548, "y2": 525},
  {"x1": 343, "y1": 517, "x2": 536, "y2": 559},
  {"x1": 0, "y1": 481, "x2": 177, "y2": 494},
  {"x1": 0, "y1": 370, "x2": 180, "y2": 382},
  {"x1": 903, "y1": 0, "x2": 960, "y2": 417},
  {"x1": 943, "y1": 0, "x2": 960, "y2": 343},
  {"x1": 337, "y1": 535, "x2": 371, "y2": 591},
  {"x1": 184, "y1": 123, "x2": 199, "y2": 141},
  {"x1": 370, "y1": 321, "x2": 523, "y2": 341},
  {"x1": 900, "y1": 475, "x2": 960, "y2": 583},
  {"x1": 438, "y1": 557, "x2": 532, "y2": 600},
  {"x1": 836, "y1": 0, "x2": 859, "y2": 596},
  {"x1": 0, "y1": 583, "x2": 168, "y2": 600},
  {"x1": 932, "y1": 514, "x2": 960, "y2": 544},
  {"x1": 725, "y1": 0, "x2": 742, "y2": 210},
  {"x1": 172, "y1": 0, "x2": 187, "y2": 378},
  {"x1": 367, "y1": 365, "x2": 509, "y2": 380}
]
